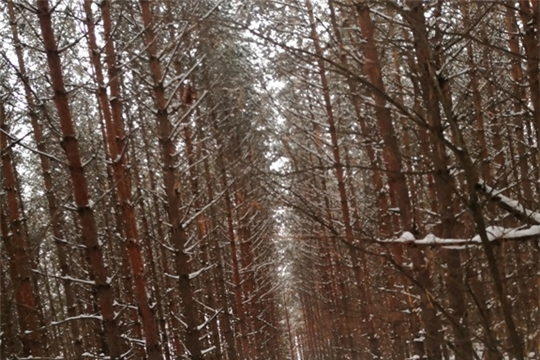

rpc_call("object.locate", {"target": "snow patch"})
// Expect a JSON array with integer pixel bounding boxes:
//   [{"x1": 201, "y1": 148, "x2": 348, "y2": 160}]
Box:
[{"x1": 400, "y1": 231, "x2": 415, "y2": 241}]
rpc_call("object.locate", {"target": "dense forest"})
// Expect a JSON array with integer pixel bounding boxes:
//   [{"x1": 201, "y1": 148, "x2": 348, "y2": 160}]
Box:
[{"x1": 1, "y1": 0, "x2": 539, "y2": 359}]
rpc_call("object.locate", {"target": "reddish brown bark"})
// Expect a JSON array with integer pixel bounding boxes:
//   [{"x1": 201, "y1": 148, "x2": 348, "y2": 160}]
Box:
[
  {"x1": 458, "y1": 2, "x2": 493, "y2": 185},
  {"x1": 182, "y1": 111, "x2": 221, "y2": 355},
  {"x1": 138, "y1": 1, "x2": 203, "y2": 357},
  {"x1": 215, "y1": 132, "x2": 250, "y2": 358},
  {"x1": 404, "y1": 3, "x2": 459, "y2": 358},
  {"x1": 387, "y1": 12, "x2": 423, "y2": 357},
  {"x1": 0, "y1": 103, "x2": 43, "y2": 358},
  {"x1": 307, "y1": 143, "x2": 351, "y2": 352},
  {"x1": 234, "y1": 182, "x2": 258, "y2": 354},
  {"x1": 518, "y1": 0, "x2": 540, "y2": 158},
  {"x1": 327, "y1": 1, "x2": 391, "y2": 238},
  {"x1": 35, "y1": 1, "x2": 124, "y2": 357},
  {"x1": 502, "y1": 2, "x2": 534, "y2": 203},
  {"x1": 406, "y1": 2, "x2": 524, "y2": 358},
  {"x1": 284, "y1": 296, "x2": 296, "y2": 360},
  {"x1": 305, "y1": 1, "x2": 380, "y2": 356},
  {"x1": 355, "y1": 2, "x2": 413, "y2": 231},
  {"x1": 0, "y1": 238, "x2": 18, "y2": 357},
  {"x1": 433, "y1": 4, "x2": 475, "y2": 356},
  {"x1": 130, "y1": 126, "x2": 172, "y2": 360},
  {"x1": 201, "y1": 119, "x2": 238, "y2": 359},
  {"x1": 139, "y1": 114, "x2": 184, "y2": 355},
  {"x1": 83, "y1": 1, "x2": 161, "y2": 358},
  {"x1": 6, "y1": 0, "x2": 83, "y2": 356}
]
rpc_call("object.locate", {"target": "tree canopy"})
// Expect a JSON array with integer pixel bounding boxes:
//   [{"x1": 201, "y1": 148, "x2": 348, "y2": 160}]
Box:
[{"x1": 1, "y1": 1, "x2": 539, "y2": 359}]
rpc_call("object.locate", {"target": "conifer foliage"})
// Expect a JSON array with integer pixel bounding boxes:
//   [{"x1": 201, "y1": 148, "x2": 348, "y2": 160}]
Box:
[{"x1": 1, "y1": 1, "x2": 540, "y2": 359}]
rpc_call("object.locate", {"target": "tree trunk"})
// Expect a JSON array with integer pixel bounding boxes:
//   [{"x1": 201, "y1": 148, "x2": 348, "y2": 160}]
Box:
[
  {"x1": 36, "y1": 1, "x2": 124, "y2": 357},
  {"x1": 83, "y1": 2, "x2": 162, "y2": 358},
  {"x1": 0, "y1": 102, "x2": 43, "y2": 358},
  {"x1": 138, "y1": 1, "x2": 203, "y2": 357},
  {"x1": 305, "y1": 0, "x2": 380, "y2": 357},
  {"x1": 6, "y1": 0, "x2": 83, "y2": 356}
]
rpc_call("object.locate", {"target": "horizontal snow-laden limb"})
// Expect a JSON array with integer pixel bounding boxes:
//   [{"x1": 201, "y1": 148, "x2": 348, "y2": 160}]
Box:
[
  {"x1": 379, "y1": 182, "x2": 540, "y2": 248},
  {"x1": 379, "y1": 226, "x2": 540, "y2": 249}
]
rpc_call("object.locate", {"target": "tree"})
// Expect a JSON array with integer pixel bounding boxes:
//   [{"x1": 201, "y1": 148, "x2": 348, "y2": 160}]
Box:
[{"x1": 2, "y1": 1, "x2": 540, "y2": 359}]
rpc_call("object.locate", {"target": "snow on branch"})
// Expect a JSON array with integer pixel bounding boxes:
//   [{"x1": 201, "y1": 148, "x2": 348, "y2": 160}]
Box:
[
  {"x1": 46, "y1": 314, "x2": 102, "y2": 328},
  {"x1": 189, "y1": 264, "x2": 217, "y2": 280},
  {"x1": 165, "y1": 272, "x2": 179, "y2": 280},
  {"x1": 32, "y1": 270, "x2": 95, "y2": 286},
  {"x1": 380, "y1": 226, "x2": 540, "y2": 248},
  {"x1": 379, "y1": 183, "x2": 540, "y2": 248},
  {"x1": 26, "y1": 314, "x2": 103, "y2": 336},
  {"x1": 121, "y1": 334, "x2": 145, "y2": 346},
  {"x1": 477, "y1": 181, "x2": 540, "y2": 224},
  {"x1": 80, "y1": 347, "x2": 134, "y2": 359},
  {"x1": 202, "y1": 346, "x2": 217, "y2": 356},
  {"x1": 181, "y1": 188, "x2": 228, "y2": 231},
  {"x1": 196, "y1": 309, "x2": 221, "y2": 331}
]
